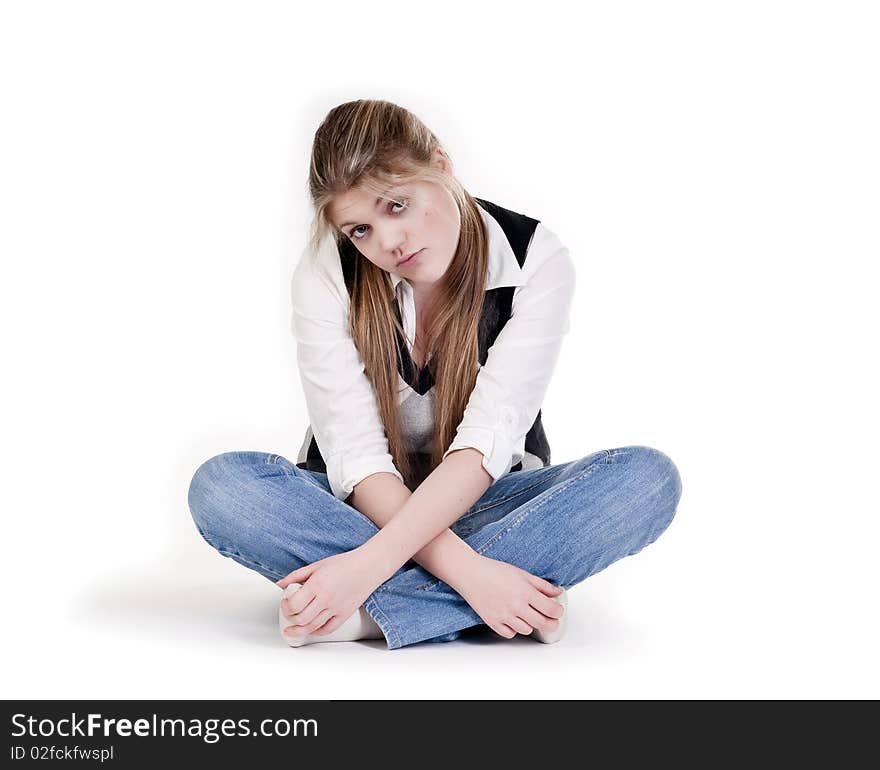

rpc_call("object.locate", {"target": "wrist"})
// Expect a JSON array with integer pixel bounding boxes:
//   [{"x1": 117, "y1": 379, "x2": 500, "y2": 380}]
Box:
[
  {"x1": 409, "y1": 529, "x2": 480, "y2": 585},
  {"x1": 444, "y1": 547, "x2": 484, "y2": 591},
  {"x1": 356, "y1": 537, "x2": 399, "y2": 584}
]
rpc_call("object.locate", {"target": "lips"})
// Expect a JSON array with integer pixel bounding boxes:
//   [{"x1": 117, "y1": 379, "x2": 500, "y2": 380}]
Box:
[{"x1": 397, "y1": 248, "x2": 422, "y2": 266}]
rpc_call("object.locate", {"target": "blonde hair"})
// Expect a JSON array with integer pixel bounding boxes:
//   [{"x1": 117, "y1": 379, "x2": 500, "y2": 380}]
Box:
[{"x1": 306, "y1": 99, "x2": 490, "y2": 491}]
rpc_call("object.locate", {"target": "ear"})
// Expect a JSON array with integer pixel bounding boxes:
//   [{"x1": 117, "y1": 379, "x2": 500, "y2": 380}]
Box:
[{"x1": 433, "y1": 147, "x2": 453, "y2": 175}]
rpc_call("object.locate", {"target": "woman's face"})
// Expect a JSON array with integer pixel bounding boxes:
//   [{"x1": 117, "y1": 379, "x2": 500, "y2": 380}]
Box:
[{"x1": 327, "y1": 151, "x2": 461, "y2": 297}]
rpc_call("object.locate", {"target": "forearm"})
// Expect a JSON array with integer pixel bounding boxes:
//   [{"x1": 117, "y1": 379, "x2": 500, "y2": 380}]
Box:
[
  {"x1": 348, "y1": 466, "x2": 483, "y2": 586},
  {"x1": 356, "y1": 448, "x2": 493, "y2": 583}
]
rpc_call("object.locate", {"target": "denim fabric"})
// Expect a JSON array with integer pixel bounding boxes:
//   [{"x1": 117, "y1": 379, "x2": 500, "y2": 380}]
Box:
[{"x1": 187, "y1": 446, "x2": 682, "y2": 650}]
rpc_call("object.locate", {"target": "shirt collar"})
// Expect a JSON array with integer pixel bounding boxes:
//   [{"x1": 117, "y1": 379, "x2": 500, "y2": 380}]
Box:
[{"x1": 388, "y1": 200, "x2": 527, "y2": 292}]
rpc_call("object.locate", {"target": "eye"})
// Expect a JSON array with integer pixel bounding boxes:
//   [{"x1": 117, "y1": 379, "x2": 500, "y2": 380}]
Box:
[{"x1": 350, "y1": 198, "x2": 408, "y2": 240}]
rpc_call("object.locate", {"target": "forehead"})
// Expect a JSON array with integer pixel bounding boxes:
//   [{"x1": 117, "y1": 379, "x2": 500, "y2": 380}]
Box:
[
  {"x1": 329, "y1": 185, "x2": 381, "y2": 217},
  {"x1": 329, "y1": 178, "x2": 413, "y2": 225}
]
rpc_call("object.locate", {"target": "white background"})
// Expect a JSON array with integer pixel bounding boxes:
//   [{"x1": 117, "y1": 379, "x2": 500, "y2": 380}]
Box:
[{"x1": 2, "y1": 1, "x2": 877, "y2": 699}]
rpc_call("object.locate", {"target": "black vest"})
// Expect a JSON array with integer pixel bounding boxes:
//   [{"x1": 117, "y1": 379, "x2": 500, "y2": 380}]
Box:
[{"x1": 296, "y1": 197, "x2": 551, "y2": 476}]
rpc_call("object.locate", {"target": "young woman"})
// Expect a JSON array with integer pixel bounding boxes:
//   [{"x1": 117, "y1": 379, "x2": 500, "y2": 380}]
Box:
[{"x1": 187, "y1": 99, "x2": 683, "y2": 650}]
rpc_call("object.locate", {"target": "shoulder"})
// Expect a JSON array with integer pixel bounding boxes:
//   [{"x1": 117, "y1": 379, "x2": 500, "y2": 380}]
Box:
[
  {"x1": 506, "y1": 210, "x2": 578, "y2": 295},
  {"x1": 524, "y1": 221, "x2": 576, "y2": 280},
  {"x1": 476, "y1": 196, "x2": 576, "y2": 285},
  {"x1": 475, "y1": 196, "x2": 541, "y2": 257}
]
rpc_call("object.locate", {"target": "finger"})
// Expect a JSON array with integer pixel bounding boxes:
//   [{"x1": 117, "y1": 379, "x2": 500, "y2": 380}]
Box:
[
  {"x1": 277, "y1": 565, "x2": 313, "y2": 588},
  {"x1": 497, "y1": 623, "x2": 517, "y2": 639},
  {"x1": 314, "y1": 607, "x2": 356, "y2": 635},
  {"x1": 284, "y1": 597, "x2": 324, "y2": 627},
  {"x1": 311, "y1": 614, "x2": 343, "y2": 636},
  {"x1": 285, "y1": 608, "x2": 333, "y2": 637},
  {"x1": 520, "y1": 605, "x2": 559, "y2": 632},
  {"x1": 527, "y1": 573, "x2": 563, "y2": 596},
  {"x1": 283, "y1": 586, "x2": 317, "y2": 617},
  {"x1": 529, "y1": 592, "x2": 566, "y2": 620},
  {"x1": 508, "y1": 616, "x2": 534, "y2": 635}
]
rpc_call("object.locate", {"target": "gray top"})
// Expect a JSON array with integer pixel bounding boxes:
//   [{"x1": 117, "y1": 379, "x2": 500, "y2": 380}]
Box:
[
  {"x1": 399, "y1": 385, "x2": 545, "y2": 484},
  {"x1": 400, "y1": 387, "x2": 435, "y2": 454}
]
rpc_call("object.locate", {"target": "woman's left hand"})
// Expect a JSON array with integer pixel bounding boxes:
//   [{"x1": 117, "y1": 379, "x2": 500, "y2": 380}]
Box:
[{"x1": 276, "y1": 547, "x2": 387, "y2": 638}]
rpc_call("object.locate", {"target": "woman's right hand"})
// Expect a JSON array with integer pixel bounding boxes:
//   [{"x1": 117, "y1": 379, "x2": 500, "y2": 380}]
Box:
[{"x1": 450, "y1": 554, "x2": 566, "y2": 639}]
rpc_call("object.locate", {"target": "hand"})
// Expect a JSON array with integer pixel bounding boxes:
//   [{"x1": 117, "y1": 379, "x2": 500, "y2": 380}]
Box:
[
  {"x1": 450, "y1": 554, "x2": 565, "y2": 639},
  {"x1": 275, "y1": 547, "x2": 385, "y2": 638}
]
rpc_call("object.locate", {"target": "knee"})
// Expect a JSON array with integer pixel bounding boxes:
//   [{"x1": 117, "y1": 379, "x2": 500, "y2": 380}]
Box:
[
  {"x1": 609, "y1": 445, "x2": 682, "y2": 535},
  {"x1": 187, "y1": 451, "x2": 248, "y2": 544}
]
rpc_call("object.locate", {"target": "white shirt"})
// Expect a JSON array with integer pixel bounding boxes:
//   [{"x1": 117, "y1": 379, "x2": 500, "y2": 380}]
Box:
[{"x1": 290, "y1": 200, "x2": 577, "y2": 501}]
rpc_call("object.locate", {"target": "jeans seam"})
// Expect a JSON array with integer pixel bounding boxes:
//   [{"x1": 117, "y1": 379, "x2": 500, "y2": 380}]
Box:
[
  {"x1": 467, "y1": 449, "x2": 613, "y2": 516},
  {"x1": 472, "y1": 457, "x2": 608, "y2": 555},
  {"x1": 266, "y1": 453, "x2": 334, "y2": 492},
  {"x1": 414, "y1": 450, "x2": 613, "y2": 592},
  {"x1": 195, "y1": 515, "x2": 287, "y2": 581},
  {"x1": 216, "y1": 544, "x2": 286, "y2": 581},
  {"x1": 462, "y1": 476, "x2": 555, "y2": 518}
]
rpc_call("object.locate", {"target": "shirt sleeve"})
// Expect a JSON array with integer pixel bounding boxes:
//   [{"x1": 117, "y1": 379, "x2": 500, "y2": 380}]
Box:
[
  {"x1": 441, "y1": 221, "x2": 577, "y2": 481},
  {"x1": 290, "y1": 240, "x2": 404, "y2": 501}
]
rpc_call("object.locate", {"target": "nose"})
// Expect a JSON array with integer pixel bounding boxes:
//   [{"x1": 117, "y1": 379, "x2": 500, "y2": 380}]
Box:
[{"x1": 376, "y1": 223, "x2": 408, "y2": 259}]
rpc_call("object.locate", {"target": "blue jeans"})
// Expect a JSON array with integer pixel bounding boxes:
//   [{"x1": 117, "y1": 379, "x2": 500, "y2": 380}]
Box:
[{"x1": 187, "y1": 445, "x2": 682, "y2": 650}]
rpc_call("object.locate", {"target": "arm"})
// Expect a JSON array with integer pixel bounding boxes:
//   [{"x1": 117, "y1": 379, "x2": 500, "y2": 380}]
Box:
[
  {"x1": 348, "y1": 448, "x2": 491, "y2": 585},
  {"x1": 354, "y1": 447, "x2": 493, "y2": 583}
]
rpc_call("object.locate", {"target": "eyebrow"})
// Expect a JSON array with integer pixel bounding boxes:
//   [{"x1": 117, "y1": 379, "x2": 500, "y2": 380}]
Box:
[{"x1": 338, "y1": 194, "x2": 388, "y2": 231}]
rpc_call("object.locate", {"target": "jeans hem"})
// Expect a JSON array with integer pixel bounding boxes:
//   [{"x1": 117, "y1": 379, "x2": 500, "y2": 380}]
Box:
[{"x1": 363, "y1": 594, "x2": 401, "y2": 650}]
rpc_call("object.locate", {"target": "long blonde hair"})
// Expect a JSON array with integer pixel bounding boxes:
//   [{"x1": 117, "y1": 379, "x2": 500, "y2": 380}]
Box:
[{"x1": 306, "y1": 99, "x2": 490, "y2": 491}]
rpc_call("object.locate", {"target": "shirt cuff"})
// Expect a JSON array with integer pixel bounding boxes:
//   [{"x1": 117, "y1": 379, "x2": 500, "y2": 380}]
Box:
[
  {"x1": 442, "y1": 426, "x2": 516, "y2": 482},
  {"x1": 325, "y1": 452, "x2": 404, "y2": 502}
]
